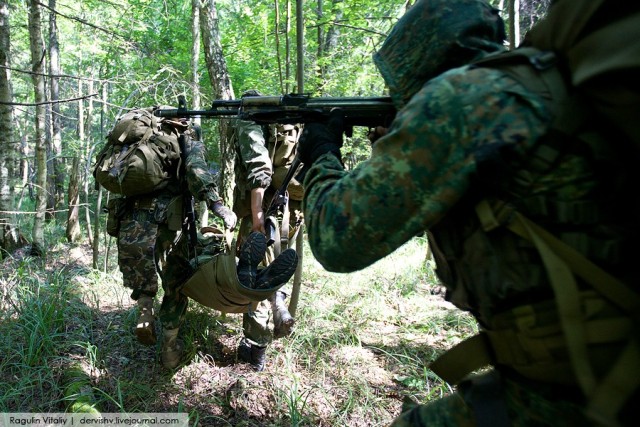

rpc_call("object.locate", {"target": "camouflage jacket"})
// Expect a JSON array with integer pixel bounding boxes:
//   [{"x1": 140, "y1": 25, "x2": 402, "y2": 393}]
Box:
[
  {"x1": 303, "y1": 65, "x2": 555, "y2": 321},
  {"x1": 181, "y1": 137, "x2": 223, "y2": 205},
  {"x1": 232, "y1": 120, "x2": 273, "y2": 216}
]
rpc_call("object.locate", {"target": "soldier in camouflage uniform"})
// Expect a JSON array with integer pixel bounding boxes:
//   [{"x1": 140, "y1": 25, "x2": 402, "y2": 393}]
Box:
[
  {"x1": 116, "y1": 124, "x2": 237, "y2": 369},
  {"x1": 231, "y1": 92, "x2": 299, "y2": 371},
  {"x1": 298, "y1": 0, "x2": 638, "y2": 425}
]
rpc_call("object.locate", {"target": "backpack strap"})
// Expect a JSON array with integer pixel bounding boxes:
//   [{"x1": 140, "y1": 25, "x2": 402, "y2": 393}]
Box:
[
  {"x1": 475, "y1": 199, "x2": 640, "y2": 423},
  {"x1": 431, "y1": 198, "x2": 640, "y2": 424}
]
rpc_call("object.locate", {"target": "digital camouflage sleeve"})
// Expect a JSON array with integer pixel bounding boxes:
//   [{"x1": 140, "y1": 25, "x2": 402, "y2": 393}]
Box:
[
  {"x1": 183, "y1": 137, "x2": 223, "y2": 203},
  {"x1": 236, "y1": 120, "x2": 272, "y2": 191},
  {"x1": 302, "y1": 65, "x2": 551, "y2": 273}
]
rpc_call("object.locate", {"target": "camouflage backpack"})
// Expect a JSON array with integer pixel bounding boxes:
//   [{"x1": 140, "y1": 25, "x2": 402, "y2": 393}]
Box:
[
  {"x1": 267, "y1": 124, "x2": 304, "y2": 200},
  {"x1": 93, "y1": 107, "x2": 186, "y2": 196},
  {"x1": 430, "y1": 1, "x2": 640, "y2": 424}
]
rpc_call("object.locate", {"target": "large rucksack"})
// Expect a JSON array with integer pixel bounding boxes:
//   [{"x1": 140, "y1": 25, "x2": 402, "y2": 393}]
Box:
[
  {"x1": 93, "y1": 107, "x2": 186, "y2": 196},
  {"x1": 429, "y1": 2, "x2": 640, "y2": 424}
]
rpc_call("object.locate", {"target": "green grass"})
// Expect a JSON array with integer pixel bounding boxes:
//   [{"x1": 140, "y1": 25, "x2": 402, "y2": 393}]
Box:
[{"x1": 0, "y1": 234, "x2": 477, "y2": 425}]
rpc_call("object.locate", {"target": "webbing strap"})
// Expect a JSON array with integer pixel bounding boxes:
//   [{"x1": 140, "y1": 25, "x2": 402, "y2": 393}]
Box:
[
  {"x1": 502, "y1": 205, "x2": 597, "y2": 395},
  {"x1": 429, "y1": 333, "x2": 493, "y2": 385},
  {"x1": 280, "y1": 196, "x2": 291, "y2": 250},
  {"x1": 475, "y1": 200, "x2": 640, "y2": 315},
  {"x1": 475, "y1": 199, "x2": 640, "y2": 422},
  {"x1": 587, "y1": 340, "x2": 640, "y2": 427}
]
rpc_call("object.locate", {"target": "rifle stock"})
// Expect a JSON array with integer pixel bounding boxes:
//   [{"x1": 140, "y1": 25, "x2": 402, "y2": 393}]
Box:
[{"x1": 155, "y1": 93, "x2": 396, "y2": 137}]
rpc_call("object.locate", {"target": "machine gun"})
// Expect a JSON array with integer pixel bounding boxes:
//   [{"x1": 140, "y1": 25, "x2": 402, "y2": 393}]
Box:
[{"x1": 154, "y1": 93, "x2": 396, "y2": 138}]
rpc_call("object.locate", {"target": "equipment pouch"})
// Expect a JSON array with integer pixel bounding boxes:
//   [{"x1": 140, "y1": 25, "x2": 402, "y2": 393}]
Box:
[
  {"x1": 152, "y1": 197, "x2": 170, "y2": 225},
  {"x1": 105, "y1": 198, "x2": 126, "y2": 237},
  {"x1": 166, "y1": 196, "x2": 183, "y2": 231}
]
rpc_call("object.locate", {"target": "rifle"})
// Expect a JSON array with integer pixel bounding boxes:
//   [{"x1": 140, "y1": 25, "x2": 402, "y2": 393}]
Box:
[
  {"x1": 154, "y1": 93, "x2": 396, "y2": 138},
  {"x1": 177, "y1": 97, "x2": 200, "y2": 265},
  {"x1": 264, "y1": 156, "x2": 302, "y2": 247}
]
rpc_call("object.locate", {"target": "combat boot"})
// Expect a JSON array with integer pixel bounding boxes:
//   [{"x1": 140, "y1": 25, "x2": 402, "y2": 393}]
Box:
[
  {"x1": 161, "y1": 328, "x2": 183, "y2": 369},
  {"x1": 135, "y1": 295, "x2": 157, "y2": 345},
  {"x1": 271, "y1": 291, "x2": 295, "y2": 339},
  {"x1": 254, "y1": 248, "x2": 298, "y2": 290},
  {"x1": 237, "y1": 232, "x2": 267, "y2": 288},
  {"x1": 237, "y1": 338, "x2": 267, "y2": 372}
]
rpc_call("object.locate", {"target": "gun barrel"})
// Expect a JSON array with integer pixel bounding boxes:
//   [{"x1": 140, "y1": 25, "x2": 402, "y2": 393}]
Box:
[
  {"x1": 154, "y1": 108, "x2": 239, "y2": 118},
  {"x1": 154, "y1": 94, "x2": 396, "y2": 129}
]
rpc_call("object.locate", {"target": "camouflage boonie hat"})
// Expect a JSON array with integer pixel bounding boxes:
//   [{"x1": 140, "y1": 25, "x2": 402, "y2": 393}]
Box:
[{"x1": 373, "y1": 0, "x2": 506, "y2": 108}]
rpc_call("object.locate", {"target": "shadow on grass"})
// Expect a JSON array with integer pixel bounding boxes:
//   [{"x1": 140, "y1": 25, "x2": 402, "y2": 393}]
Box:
[{"x1": 0, "y1": 246, "x2": 292, "y2": 426}]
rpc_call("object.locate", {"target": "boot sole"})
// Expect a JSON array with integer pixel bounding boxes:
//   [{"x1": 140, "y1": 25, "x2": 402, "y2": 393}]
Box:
[
  {"x1": 238, "y1": 232, "x2": 268, "y2": 287},
  {"x1": 239, "y1": 232, "x2": 267, "y2": 267},
  {"x1": 255, "y1": 249, "x2": 298, "y2": 290}
]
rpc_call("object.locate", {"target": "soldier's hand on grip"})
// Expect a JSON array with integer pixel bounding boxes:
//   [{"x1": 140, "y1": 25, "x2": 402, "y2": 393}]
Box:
[{"x1": 298, "y1": 108, "x2": 345, "y2": 166}]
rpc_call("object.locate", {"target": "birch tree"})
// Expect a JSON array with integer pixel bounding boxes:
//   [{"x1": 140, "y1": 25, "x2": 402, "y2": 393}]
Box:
[
  {"x1": 199, "y1": 0, "x2": 235, "y2": 204},
  {"x1": 0, "y1": 0, "x2": 19, "y2": 253},
  {"x1": 27, "y1": 0, "x2": 47, "y2": 256}
]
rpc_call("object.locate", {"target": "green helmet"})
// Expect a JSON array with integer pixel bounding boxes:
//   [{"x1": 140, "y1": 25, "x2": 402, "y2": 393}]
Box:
[{"x1": 373, "y1": 0, "x2": 506, "y2": 108}]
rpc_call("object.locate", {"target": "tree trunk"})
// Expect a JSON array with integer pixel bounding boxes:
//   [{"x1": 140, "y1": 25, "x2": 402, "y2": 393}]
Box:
[
  {"x1": 508, "y1": 0, "x2": 520, "y2": 49},
  {"x1": 91, "y1": 82, "x2": 108, "y2": 268},
  {"x1": 192, "y1": 0, "x2": 210, "y2": 226},
  {"x1": 65, "y1": 156, "x2": 81, "y2": 242},
  {"x1": 285, "y1": 0, "x2": 292, "y2": 93},
  {"x1": 200, "y1": 0, "x2": 235, "y2": 205},
  {"x1": 66, "y1": 77, "x2": 83, "y2": 243},
  {"x1": 48, "y1": 0, "x2": 64, "y2": 221},
  {"x1": 274, "y1": 0, "x2": 284, "y2": 93},
  {"x1": 318, "y1": 0, "x2": 343, "y2": 94},
  {"x1": 27, "y1": 0, "x2": 48, "y2": 257},
  {"x1": 316, "y1": 0, "x2": 324, "y2": 91},
  {"x1": 0, "y1": 0, "x2": 19, "y2": 253},
  {"x1": 296, "y1": 0, "x2": 304, "y2": 93},
  {"x1": 191, "y1": 0, "x2": 202, "y2": 121}
]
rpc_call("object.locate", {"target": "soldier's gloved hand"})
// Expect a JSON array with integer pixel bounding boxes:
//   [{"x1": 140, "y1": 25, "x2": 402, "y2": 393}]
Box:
[
  {"x1": 298, "y1": 108, "x2": 345, "y2": 166},
  {"x1": 209, "y1": 200, "x2": 237, "y2": 230}
]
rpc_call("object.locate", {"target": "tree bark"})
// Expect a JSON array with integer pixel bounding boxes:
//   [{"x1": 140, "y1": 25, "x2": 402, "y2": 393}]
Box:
[
  {"x1": 316, "y1": 0, "x2": 324, "y2": 91},
  {"x1": 285, "y1": 0, "x2": 292, "y2": 93},
  {"x1": 91, "y1": 82, "x2": 108, "y2": 269},
  {"x1": 508, "y1": 0, "x2": 520, "y2": 49},
  {"x1": 0, "y1": 0, "x2": 19, "y2": 254},
  {"x1": 66, "y1": 156, "x2": 81, "y2": 242},
  {"x1": 274, "y1": 0, "x2": 284, "y2": 93},
  {"x1": 48, "y1": 0, "x2": 64, "y2": 221},
  {"x1": 191, "y1": 0, "x2": 202, "y2": 121},
  {"x1": 296, "y1": 0, "x2": 304, "y2": 93},
  {"x1": 27, "y1": 0, "x2": 48, "y2": 257},
  {"x1": 200, "y1": 0, "x2": 235, "y2": 205},
  {"x1": 66, "y1": 77, "x2": 82, "y2": 243}
]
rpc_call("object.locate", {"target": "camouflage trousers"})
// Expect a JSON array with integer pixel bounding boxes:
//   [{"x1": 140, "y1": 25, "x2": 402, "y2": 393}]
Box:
[
  {"x1": 117, "y1": 214, "x2": 159, "y2": 300},
  {"x1": 391, "y1": 370, "x2": 592, "y2": 427},
  {"x1": 117, "y1": 212, "x2": 192, "y2": 330}
]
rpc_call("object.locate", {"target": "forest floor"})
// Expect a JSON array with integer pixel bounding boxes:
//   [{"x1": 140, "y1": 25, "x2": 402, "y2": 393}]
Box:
[{"x1": 0, "y1": 234, "x2": 476, "y2": 426}]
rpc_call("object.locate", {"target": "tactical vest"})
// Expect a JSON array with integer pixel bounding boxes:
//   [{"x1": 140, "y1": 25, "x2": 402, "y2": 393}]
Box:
[
  {"x1": 428, "y1": 41, "x2": 639, "y2": 427},
  {"x1": 268, "y1": 124, "x2": 304, "y2": 201}
]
